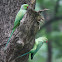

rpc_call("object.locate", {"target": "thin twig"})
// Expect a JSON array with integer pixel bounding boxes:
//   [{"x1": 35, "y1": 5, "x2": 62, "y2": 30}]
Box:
[
  {"x1": 39, "y1": 16, "x2": 62, "y2": 30},
  {"x1": 38, "y1": 9, "x2": 50, "y2": 13}
]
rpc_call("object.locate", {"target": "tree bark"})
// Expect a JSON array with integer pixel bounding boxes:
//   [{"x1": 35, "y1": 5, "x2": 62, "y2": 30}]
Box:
[{"x1": 0, "y1": 0, "x2": 41, "y2": 62}]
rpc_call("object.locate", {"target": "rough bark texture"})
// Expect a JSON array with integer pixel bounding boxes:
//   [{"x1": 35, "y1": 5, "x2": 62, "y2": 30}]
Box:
[{"x1": 0, "y1": 0, "x2": 42, "y2": 62}]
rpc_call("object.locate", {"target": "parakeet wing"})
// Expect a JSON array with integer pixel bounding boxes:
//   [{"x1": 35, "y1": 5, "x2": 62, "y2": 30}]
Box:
[
  {"x1": 13, "y1": 9, "x2": 26, "y2": 29},
  {"x1": 32, "y1": 41, "x2": 43, "y2": 57}
]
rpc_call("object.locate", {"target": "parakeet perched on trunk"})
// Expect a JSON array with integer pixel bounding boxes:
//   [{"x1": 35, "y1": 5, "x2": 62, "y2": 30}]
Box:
[
  {"x1": 15, "y1": 37, "x2": 48, "y2": 60},
  {"x1": 4, "y1": 4, "x2": 29, "y2": 50}
]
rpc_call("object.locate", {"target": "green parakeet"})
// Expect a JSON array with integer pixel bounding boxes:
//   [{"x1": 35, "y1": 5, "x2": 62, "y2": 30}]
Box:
[
  {"x1": 15, "y1": 37, "x2": 48, "y2": 60},
  {"x1": 4, "y1": 4, "x2": 29, "y2": 50}
]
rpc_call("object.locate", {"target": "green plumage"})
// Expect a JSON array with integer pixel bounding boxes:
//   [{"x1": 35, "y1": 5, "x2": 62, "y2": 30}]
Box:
[
  {"x1": 4, "y1": 4, "x2": 29, "y2": 50},
  {"x1": 31, "y1": 41, "x2": 43, "y2": 59},
  {"x1": 4, "y1": 28, "x2": 16, "y2": 50},
  {"x1": 13, "y1": 9, "x2": 26, "y2": 29},
  {"x1": 15, "y1": 37, "x2": 48, "y2": 60}
]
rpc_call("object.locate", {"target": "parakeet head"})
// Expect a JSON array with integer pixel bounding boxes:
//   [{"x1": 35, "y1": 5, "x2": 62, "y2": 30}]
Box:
[
  {"x1": 21, "y1": 4, "x2": 29, "y2": 10},
  {"x1": 36, "y1": 37, "x2": 48, "y2": 43},
  {"x1": 41, "y1": 37, "x2": 48, "y2": 43}
]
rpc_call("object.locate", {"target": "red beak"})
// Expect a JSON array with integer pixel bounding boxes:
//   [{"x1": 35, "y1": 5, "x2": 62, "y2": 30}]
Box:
[
  {"x1": 46, "y1": 41, "x2": 48, "y2": 43},
  {"x1": 27, "y1": 6, "x2": 28, "y2": 8}
]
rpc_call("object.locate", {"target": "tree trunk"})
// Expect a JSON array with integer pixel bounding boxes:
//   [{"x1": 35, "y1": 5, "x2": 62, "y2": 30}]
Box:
[{"x1": 0, "y1": 0, "x2": 41, "y2": 62}]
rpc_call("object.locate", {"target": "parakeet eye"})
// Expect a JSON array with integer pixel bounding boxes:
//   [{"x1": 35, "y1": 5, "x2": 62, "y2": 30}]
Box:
[{"x1": 25, "y1": 6, "x2": 28, "y2": 8}]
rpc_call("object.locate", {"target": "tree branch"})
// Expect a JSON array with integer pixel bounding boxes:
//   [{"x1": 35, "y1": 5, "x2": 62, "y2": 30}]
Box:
[
  {"x1": 54, "y1": 0, "x2": 60, "y2": 16},
  {"x1": 40, "y1": 16, "x2": 62, "y2": 30}
]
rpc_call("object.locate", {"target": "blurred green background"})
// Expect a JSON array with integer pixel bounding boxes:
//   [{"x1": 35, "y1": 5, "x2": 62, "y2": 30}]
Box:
[{"x1": 28, "y1": 0, "x2": 62, "y2": 62}]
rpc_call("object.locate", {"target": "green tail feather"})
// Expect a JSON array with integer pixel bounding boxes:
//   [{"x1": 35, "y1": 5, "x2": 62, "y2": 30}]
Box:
[
  {"x1": 4, "y1": 28, "x2": 16, "y2": 50},
  {"x1": 15, "y1": 51, "x2": 30, "y2": 59}
]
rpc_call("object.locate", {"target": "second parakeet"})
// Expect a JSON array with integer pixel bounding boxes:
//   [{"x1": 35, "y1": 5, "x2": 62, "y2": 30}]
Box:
[{"x1": 15, "y1": 37, "x2": 48, "y2": 60}]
